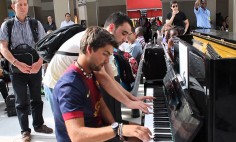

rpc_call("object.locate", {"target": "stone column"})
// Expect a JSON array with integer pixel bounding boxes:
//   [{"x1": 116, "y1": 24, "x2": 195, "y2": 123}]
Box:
[
  {"x1": 229, "y1": 0, "x2": 236, "y2": 32},
  {"x1": 53, "y1": 0, "x2": 71, "y2": 28},
  {"x1": 0, "y1": 0, "x2": 8, "y2": 24}
]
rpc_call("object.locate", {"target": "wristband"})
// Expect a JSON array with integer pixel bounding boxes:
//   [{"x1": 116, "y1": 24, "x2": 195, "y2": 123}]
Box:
[
  {"x1": 12, "y1": 59, "x2": 17, "y2": 66},
  {"x1": 118, "y1": 123, "x2": 124, "y2": 141}
]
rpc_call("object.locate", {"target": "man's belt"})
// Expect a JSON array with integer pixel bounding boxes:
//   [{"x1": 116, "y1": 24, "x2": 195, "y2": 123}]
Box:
[{"x1": 197, "y1": 27, "x2": 211, "y2": 29}]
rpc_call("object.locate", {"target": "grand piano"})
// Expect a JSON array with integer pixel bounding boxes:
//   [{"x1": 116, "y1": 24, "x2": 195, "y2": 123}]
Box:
[{"x1": 142, "y1": 29, "x2": 236, "y2": 142}]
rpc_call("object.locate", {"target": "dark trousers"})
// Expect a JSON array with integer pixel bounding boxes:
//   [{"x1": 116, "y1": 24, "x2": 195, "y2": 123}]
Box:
[
  {"x1": 0, "y1": 79, "x2": 8, "y2": 101},
  {"x1": 10, "y1": 70, "x2": 44, "y2": 133}
]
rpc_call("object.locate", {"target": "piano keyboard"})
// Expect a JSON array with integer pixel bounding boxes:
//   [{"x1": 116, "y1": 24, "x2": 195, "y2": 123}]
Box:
[{"x1": 144, "y1": 86, "x2": 173, "y2": 142}]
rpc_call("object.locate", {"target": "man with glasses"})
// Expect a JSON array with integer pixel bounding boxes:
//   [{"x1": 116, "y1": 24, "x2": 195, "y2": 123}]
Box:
[
  {"x1": 166, "y1": 0, "x2": 189, "y2": 35},
  {"x1": 194, "y1": 0, "x2": 211, "y2": 29}
]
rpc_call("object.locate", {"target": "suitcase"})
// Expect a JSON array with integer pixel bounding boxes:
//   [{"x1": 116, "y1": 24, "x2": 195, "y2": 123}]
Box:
[
  {"x1": 143, "y1": 46, "x2": 167, "y2": 80},
  {"x1": 6, "y1": 94, "x2": 17, "y2": 117}
]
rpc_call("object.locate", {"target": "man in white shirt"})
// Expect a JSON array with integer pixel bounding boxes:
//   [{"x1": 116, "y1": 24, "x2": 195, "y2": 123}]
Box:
[
  {"x1": 43, "y1": 12, "x2": 153, "y2": 116},
  {"x1": 60, "y1": 13, "x2": 75, "y2": 28}
]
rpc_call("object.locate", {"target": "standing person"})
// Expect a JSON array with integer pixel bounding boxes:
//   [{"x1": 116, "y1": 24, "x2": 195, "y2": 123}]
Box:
[
  {"x1": 43, "y1": 12, "x2": 153, "y2": 118},
  {"x1": 126, "y1": 27, "x2": 143, "y2": 64},
  {"x1": 60, "y1": 13, "x2": 74, "y2": 28},
  {"x1": 135, "y1": 26, "x2": 146, "y2": 49},
  {"x1": 53, "y1": 26, "x2": 151, "y2": 142},
  {"x1": 44, "y1": 15, "x2": 57, "y2": 34},
  {"x1": 166, "y1": 0, "x2": 189, "y2": 35},
  {"x1": 0, "y1": 53, "x2": 9, "y2": 106},
  {"x1": 0, "y1": 0, "x2": 53, "y2": 142},
  {"x1": 225, "y1": 16, "x2": 229, "y2": 29},
  {"x1": 221, "y1": 20, "x2": 228, "y2": 32},
  {"x1": 194, "y1": 0, "x2": 211, "y2": 29},
  {"x1": 156, "y1": 17, "x2": 162, "y2": 27},
  {"x1": 0, "y1": 78, "x2": 9, "y2": 106}
]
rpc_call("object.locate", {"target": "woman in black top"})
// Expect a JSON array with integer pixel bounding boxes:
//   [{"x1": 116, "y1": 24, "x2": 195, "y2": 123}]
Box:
[{"x1": 44, "y1": 16, "x2": 57, "y2": 33}]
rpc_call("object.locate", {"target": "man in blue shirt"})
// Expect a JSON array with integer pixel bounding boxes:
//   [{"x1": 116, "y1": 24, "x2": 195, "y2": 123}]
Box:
[
  {"x1": 53, "y1": 26, "x2": 151, "y2": 142},
  {"x1": 194, "y1": 0, "x2": 211, "y2": 29}
]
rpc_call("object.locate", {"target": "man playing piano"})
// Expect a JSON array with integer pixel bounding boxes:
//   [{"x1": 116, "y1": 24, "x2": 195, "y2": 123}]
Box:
[{"x1": 52, "y1": 26, "x2": 151, "y2": 142}]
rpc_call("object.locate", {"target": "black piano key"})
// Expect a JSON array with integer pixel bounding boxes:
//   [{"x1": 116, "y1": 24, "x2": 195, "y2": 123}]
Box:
[
  {"x1": 154, "y1": 128, "x2": 171, "y2": 133},
  {"x1": 153, "y1": 117, "x2": 169, "y2": 121},
  {"x1": 153, "y1": 134, "x2": 172, "y2": 141},
  {"x1": 153, "y1": 101, "x2": 165, "y2": 105},
  {"x1": 153, "y1": 122, "x2": 170, "y2": 127},
  {"x1": 153, "y1": 137, "x2": 172, "y2": 141},
  {"x1": 154, "y1": 102, "x2": 165, "y2": 104},
  {"x1": 153, "y1": 108, "x2": 168, "y2": 113},
  {"x1": 155, "y1": 97, "x2": 165, "y2": 101},
  {"x1": 154, "y1": 109, "x2": 168, "y2": 113},
  {"x1": 154, "y1": 112, "x2": 168, "y2": 117},
  {"x1": 153, "y1": 104, "x2": 166, "y2": 108}
]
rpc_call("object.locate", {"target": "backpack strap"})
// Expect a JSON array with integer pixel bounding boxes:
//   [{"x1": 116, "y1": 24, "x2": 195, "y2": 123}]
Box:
[
  {"x1": 28, "y1": 17, "x2": 39, "y2": 43},
  {"x1": 56, "y1": 51, "x2": 78, "y2": 56},
  {"x1": 6, "y1": 17, "x2": 39, "y2": 47},
  {"x1": 6, "y1": 18, "x2": 14, "y2": 49}
]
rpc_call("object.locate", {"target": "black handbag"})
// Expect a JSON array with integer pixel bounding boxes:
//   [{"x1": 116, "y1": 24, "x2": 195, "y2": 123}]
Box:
[{"x1": 9, "y1": 44, "x2": 39, "y2": 74}]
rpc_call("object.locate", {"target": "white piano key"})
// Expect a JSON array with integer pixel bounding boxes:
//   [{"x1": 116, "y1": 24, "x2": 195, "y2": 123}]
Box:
[{"x1": 146, "y1": 88, "x2": 154, "y2": 96}]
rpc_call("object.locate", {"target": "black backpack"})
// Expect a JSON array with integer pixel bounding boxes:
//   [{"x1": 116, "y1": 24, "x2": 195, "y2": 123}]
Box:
[
  {"x1": 114, "y1": 49, "x2": 135, "y2": 84},
  {"x1": 35, "y1": 24, "x2": 86, "y2": 63}
]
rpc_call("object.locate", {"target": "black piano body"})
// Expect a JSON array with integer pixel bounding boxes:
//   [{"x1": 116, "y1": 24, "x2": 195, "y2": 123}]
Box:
[
  {"x1": 176, "y1": 29, "x2": 236, "y2": 142},
  {"x1": 142, "y1": 41, "x2": 203, "y2": 142}
]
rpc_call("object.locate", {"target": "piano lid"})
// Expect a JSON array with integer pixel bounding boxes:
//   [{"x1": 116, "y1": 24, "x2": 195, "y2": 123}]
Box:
[{"x1": 192, "y1": 29, "x2": 236, "y2": 45}]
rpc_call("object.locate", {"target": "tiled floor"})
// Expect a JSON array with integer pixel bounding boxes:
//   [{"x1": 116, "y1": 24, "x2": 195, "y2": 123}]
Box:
[{"x1": 0, "y1": 84, "x2": 144, "y2": 142}]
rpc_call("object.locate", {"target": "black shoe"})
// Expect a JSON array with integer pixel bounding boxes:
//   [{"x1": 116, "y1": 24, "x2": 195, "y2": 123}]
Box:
[{"x1": 35, "y1": 125, "x2": 53, "y2": 134}]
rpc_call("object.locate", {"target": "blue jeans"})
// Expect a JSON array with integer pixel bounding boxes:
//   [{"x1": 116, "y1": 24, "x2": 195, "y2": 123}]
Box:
[
  {"x1": 10, "y1": 70, "x2": 44, "y2": 133},
  {"x1": 43, "y1": 84, "x2": 54, "y2": 114}
]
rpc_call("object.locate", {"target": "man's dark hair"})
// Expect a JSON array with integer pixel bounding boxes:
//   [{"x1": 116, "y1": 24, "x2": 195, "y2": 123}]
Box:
[
  {"x1": 80, "y1": 26, "x2": 118, "y2": 54},
  {"x1": 201, "y1": 0, "x2": 206, "y2": 3},
  {"x1": 104, "y1": 12, "x2": 133, "y2": 30},
  {"x1": 170, "y1": 0, "x2": 178, "y2": 6},
  {"x1": 65, "y1": 13, "x2": 71, "y2": 17}
]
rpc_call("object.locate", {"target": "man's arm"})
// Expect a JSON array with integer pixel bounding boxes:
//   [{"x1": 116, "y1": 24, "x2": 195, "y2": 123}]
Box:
[
  {"x1": 183, "y1": 19, "x2": 189, "y2": 35},
  {"x1": 100, "y1": 98, "x2": 115, "y2": 125},
  {"x1": 94, "y1": 67, "x2": 152, "y2": 113},
  {"x1": 0, "y1": 41, "x2": 31, "y2": 74},
  {"x1": 65, "y1": 118, "x2": 116, "y2": 142},
  {"x1": 195, "y1": 0, "x2": 201, "y2": 10},
  {"x1": 65, "y1": 117, "x2": 151, "y2": 142},
  {"x1": 166, "y1": 11, "x2": 178, "y2": 26}
]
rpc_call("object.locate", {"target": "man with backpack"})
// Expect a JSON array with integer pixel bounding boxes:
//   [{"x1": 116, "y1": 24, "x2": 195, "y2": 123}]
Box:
[
  {"x1": 43, "y1": 12, "x2": 154, "y2": 122},
  {"x1": 0, "y1": 0, "x2": 52, "y2": 142}
]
